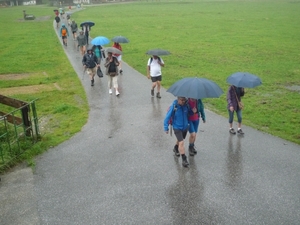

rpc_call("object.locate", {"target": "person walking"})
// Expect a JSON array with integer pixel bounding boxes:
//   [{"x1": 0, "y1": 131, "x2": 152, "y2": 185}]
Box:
[
  {"x1": 227, "y1": 85, "x2": 245, "y2": 135},
  {"x1": 70, "y1": 20, "x2": 78, "y2": 40},
  {"x1": 112, "y1": 42, "x2": 123, "y2": 74},
  {"x1": 104, "y1": 52, "x2": 120, "y2": 96},
  {"x1": 82, "y1": 23, "x2": 91, "y2": 45},
  {"x1": 82, "y1": 47, "x2": 99, "y2": 87},
  {"x1": 147, "y1": 55, "x2": 164, "y2": 98},
  {"x1": 77, "y1": 30, "x2": 87, "y2": 56},
  {"x1": 54, "y1": 15, "x2": 60, "y2": 28},
  {"x1": 59, "y1": 24, "x2": 69, "y2": 46},
  {"x1": 164, "y1": 97, "x2": 196, "y2": 167},
  {"x1": 92, "y1": 45, "x2": 103, "y2": 64},
  {"x1": 187, "y1": 98, "x2": 206, "y2": 156}
]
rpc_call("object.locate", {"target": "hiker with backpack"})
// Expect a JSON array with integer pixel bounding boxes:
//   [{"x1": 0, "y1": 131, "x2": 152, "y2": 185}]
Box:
[
  {"x1": 54, "y1": 15, "x2": 60, "y2": 28},
  {"x1": 82, "y1": 47, "x2": 99, "y2": 87},
  {"x1": 70, "y1": 20, "x2": 78, "y2": 41},
  {"x1": 164, "y1": 97, "x2": 196, "y2": 167},
  {"x1": 104, "y1": 51, "x2": 120, "y2": 96},
  {"x1": 187, "y1": 98, "x2": 206, "y2": 156},
  {"x1": 59, "y1": 24, "x2": 69, "y2": 46},
  {"x1": 77, "y1": 30, "x2": 87, "y2": 56},
  {"x1": 147, "y1": 55, "x2": 164, "y2": 98},
  {"x1": 112, "y1": 42, "x2": 123, "y2": 74}
]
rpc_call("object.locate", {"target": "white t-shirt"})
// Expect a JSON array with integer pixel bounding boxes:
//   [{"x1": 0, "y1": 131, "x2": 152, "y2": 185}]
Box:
[{"x1": 147, "y1": 57, "x2": 164, "y2": 77}]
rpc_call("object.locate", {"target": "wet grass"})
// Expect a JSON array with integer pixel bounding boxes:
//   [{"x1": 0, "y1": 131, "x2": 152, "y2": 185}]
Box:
[
  {"x1": 0, "y1": 6, "x2": 89, "y2": 172},
  {"x1": 70, "y1": 0, "x2": 300, "y2": 144}
]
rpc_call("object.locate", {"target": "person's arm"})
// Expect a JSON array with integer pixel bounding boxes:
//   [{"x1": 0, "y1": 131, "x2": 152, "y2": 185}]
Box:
[
  {"x1": 147, "y1": 59, "x2": 151, "y2": 79},
  {"x1": 227, "y1": 86, "x2": 234, "y2": 112},
  {"x1": 158, "y1": 58, "x2": 165, "y2": 67},
  {"x1": 198, "y1": 99, "x2": 206, "y2": 122},
  {"x1": 164, "y1": 105, "x2": 173, "y2": 132}
]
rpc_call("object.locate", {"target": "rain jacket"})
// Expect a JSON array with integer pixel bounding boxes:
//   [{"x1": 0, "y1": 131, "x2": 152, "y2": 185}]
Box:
[
  {"x1": 70, "y1": 22, "x2": 78, "y2": 32},
  {"x1": 77, "y1": 34, "x2": 87, "y2": 46},
  {"x1": 188, "y1": 99, "x2": 206, "y2": 122},
  {"x1": 164, "y1": 100, "x2": 193, "y2": 132},
  {"x1": 227, "y1": 85, "x2": 244, "y2": 111},
  {"x1": 82, "y1": 53, "x2": 98, "y2": 68}
]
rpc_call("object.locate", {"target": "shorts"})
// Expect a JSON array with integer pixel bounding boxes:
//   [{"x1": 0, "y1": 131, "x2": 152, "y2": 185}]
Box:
[
  {"x1": 174, "y1": 129, "x2": 188, "y2": 142},
  {"x1": 151, "y1": 75, "x2": 162, "y2": 82},
  {"x1": 86, "y1": 67, "x2": 97, "y2": 76},
  {"x1": 72, "y1": 31, "x2": 77, "y2": 34},
  {"x1": 189, "y1": 120, "x2": 200, "y2": 133},
  {"x1": 62, "y1": 36, "x2": 67, "y2": 40}
]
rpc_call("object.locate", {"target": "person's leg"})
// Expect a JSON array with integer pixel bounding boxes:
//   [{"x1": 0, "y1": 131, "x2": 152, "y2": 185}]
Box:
[
  {"x1": 113, "y1": 76, "x2": 119, "y2": 96},
  {"x1": 108, "y1": 76, "x2": 113, "y2": 94},
  {"x1": 188, "y1": 120, "x2": 199, "y2": 156},
  {"x1": 151, "y1": 77, "x2": 157, "y2": 97},
  {"x1": 174, "y1": 129, "x2": 189, "y2": 167},
  {"x1": 228, "y1": 110, "x2": 236, "y2": 134},
  {"x1": 156, "y1": 76, "x2": 162, "y2": 98},
  {"x1": 236, "y1": 109, "x2": 244, "y2": 134},
  {"x1": 82, "y1": 45, "x2": 86, "y2": 56}
]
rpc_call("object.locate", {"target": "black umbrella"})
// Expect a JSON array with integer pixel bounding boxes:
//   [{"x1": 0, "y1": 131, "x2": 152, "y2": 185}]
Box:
[
  {"x1": 111, "y1": 36, "x2": 129, "y2": 43},
  {"x1": 146, "y1": 49, "x2": 170, "y2": 56},
  {"x1": 80, "y1": 21, "x2": 95, "y2": 27}
]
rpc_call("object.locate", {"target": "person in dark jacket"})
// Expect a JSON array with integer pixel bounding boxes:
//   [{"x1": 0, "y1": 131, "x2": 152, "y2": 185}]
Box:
[
  {"x1": 227, "y1": 85, "x2": 245, "y2": 134},
  {"x1": 82, "y1": 47, "x2": 99, "y2": 86},
  {"x1": 77, "y1": 30, "x2": 87, "y2": 56},
  {"x1": 164, "y1": 97, "x2": 196, "y2": 167},
  {"x1": 70, "y1": 20, "x2": 78, "y2": 40}
]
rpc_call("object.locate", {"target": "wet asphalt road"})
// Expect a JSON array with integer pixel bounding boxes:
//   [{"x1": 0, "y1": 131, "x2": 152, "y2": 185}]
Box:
[{"x1": 1, "y1": 12, "x2": 300, "y2": 225}]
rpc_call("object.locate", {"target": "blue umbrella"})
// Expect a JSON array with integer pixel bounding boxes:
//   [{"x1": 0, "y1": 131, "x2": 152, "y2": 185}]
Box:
[
  {"x1": 227, "y1": 72, "x2": 262, "y2": 88},
  {"x1": 167, "y1": 77, "x2": 223, "y2": 99},
  {"x1": 91, "y1": 36, "x2": 110, "y2": 46}
]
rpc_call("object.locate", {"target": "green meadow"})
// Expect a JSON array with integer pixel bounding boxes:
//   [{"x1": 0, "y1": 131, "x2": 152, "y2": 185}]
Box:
[{"x1": 0, "y1": 0, "x2": 299, "y2": 170}]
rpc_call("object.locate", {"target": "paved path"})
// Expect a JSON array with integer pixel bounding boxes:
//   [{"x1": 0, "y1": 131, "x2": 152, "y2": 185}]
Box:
[{"x1": 0, "y1": 10, "x2": 300, "y2": 225}]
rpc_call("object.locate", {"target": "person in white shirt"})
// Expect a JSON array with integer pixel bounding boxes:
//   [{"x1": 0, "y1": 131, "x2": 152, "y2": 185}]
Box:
[{"x1": 147, "y1": 55, "x2": 165, "y2": 98}]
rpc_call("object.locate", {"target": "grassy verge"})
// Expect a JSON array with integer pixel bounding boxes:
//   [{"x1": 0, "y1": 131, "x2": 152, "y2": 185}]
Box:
[
  {"x1": 71, "y1": 0, "x2": 300, "y2": 144},
  {"x1": 0, "y1": 6, "x2": 89, "y2": 172}
]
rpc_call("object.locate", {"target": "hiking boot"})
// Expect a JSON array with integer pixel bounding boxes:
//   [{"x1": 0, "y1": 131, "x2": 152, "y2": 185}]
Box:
[
  {"x1": 237, "y1": 129, "x2": 244, "y2": 135},
  {"x1": 156, "y1": 92, "x2": 161, "y2": 98},
  {"x1": 120, "y1": 69, "x2": 123, "y2": 74},
  {"x1": 182, "y1": 158, "x2": 189, "y2": 167},
  {"x1": 173, "y1": 146, "x2": 180, "y2": 157},
  {"x1": 189, "y1": 146, "x2": 196, "y2": 156},
  {"x1": 229, "y1": 128, "x2": 236, "y2": 135},
  {"x1": 151, "y1": 89, "x2": 154, "y2": 97},
  {"x1": 91, "y1": 79, "x2": 94, "y2": 86}
]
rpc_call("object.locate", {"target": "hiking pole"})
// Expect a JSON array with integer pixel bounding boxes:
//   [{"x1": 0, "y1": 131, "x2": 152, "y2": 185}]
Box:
[{"x1": 82, "y1": 68, "x2": 86, "y2": 80}]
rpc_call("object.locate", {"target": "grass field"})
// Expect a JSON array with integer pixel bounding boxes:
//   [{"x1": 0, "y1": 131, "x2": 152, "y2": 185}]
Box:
[
  {"x1": 70, "y1": 0, "x2": 300, "y2": 143},
  {"x1": 0, "y1": 6, "x2": 89, "y2": 171},
  {"x1": 0, "y1": 0, "x2": 299, "y2": 171}
]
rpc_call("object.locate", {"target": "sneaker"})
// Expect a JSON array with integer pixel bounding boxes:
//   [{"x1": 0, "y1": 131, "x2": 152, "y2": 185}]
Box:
[
  {"x1": 173, "y1": 146, "x2": 180, "y2": 157},
  {"x1": 237, "y1": 129, "x2": 244, "y2": 135},
  {"x1": 189, "y1": 146, "x2": 196, "y2": 156},
  {"x1": 120, "y1": 69, "x2": 123, "y2": 74},
  {"x1": 156, "y1": 92, "x2": 161, "y2": 98},
  {"x1": 151, "y1": 89, "x2": 154, "y2": 97},
  {"x1": 109, "y1": 89, "x2": 112, "y2": 94},
  {"x1": 182, "y1": 158, "x2": 189, "y2": 167},
  {"x1": 116, "y1": 90, "x2": 120, "y2": 96},
  {"x1": 229, "y1": 128, "x2": 236, "y2": 135}
]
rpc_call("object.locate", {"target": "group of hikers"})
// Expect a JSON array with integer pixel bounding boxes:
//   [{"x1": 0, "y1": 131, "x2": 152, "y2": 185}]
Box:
[{"x1": 53, "y1": 10, "x2": 245, "y2": 168}]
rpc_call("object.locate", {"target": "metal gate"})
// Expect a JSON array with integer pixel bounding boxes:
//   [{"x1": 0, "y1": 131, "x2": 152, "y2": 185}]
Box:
[{"x1": 0, "y1": 97, "x2": 40, "y2": 170}]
